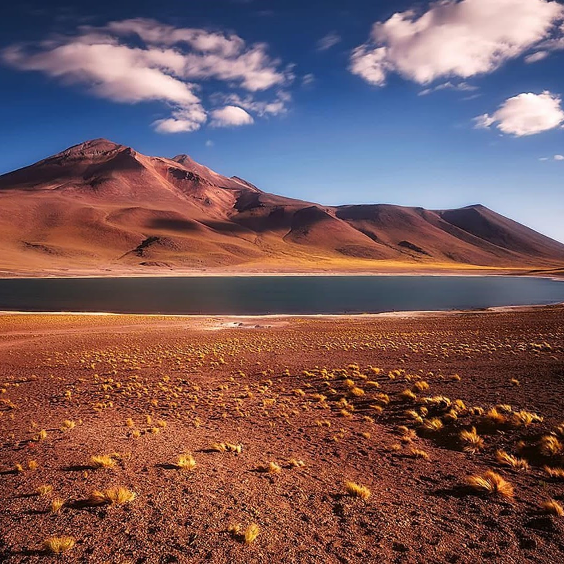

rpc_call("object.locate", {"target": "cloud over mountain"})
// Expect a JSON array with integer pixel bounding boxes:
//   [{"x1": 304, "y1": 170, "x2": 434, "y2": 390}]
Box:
[{"x1": 1, "y1": 18, "x2": 293, "y2": 133}]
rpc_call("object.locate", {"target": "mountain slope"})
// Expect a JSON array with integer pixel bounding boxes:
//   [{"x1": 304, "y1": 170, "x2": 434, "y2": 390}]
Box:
[{"x1": 0, "y1": 139, "x2": 562, "y2": 275}]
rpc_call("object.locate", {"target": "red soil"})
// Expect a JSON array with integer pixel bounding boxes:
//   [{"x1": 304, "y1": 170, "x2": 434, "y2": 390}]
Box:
[{"x1": 1, "y1": 308, "x2": 563, "y2": 562}]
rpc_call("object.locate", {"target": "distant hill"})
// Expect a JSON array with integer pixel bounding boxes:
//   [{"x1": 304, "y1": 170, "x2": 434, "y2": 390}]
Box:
[{"x1": 0, "y1": 138, "x2": 563, "y2": 275}]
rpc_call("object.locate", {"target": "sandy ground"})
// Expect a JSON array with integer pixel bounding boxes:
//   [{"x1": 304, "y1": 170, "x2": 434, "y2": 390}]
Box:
[
  {"x1": 1, "y1": 265, "x2": 561, "y2": 279},
  {"x1": 1, "y1": 308, "x2": 564, "y2": 563}
]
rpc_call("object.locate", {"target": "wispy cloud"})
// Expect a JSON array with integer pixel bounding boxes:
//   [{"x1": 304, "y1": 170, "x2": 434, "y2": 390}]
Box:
[
  {"x1": 350, "y1": 0, "x2": 564, "y2": 86},
  {"x1": 475, "y1": 91, "x2": 564, "y2": 137},
  {"x1": 317, "y1": 32, "x2": 341, "y2": 52},
  {"x1": 418, "y1": 81, "x2": 478, "y2": 96},
  {"x1": 1, "y1": 18, "x2": 294, "y2": 133},
  {"x1": 210, "y1": 105, "x2": 254, "y2": 127}
]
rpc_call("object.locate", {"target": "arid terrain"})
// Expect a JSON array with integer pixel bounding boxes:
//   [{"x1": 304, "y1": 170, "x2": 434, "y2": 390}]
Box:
[
  {"x1": 1, "y1": 139, "x2": 564, "y2": 277},
  {"x1": 1, "y1": 307, "x2": 563, "y2": 562}
]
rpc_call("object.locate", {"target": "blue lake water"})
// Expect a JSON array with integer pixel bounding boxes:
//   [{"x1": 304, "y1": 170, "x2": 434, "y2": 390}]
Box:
[{"x1": 0, "y1": 276, "x2": 563, "y2": 315}]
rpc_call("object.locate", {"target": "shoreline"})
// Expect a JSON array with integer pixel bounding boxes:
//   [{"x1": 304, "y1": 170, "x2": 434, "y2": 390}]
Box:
[
  {"x1": 1, "y1": 301, "x2": 562, "y2": 320},
  {"x1": 0, "y1": 269, "x2": 563, "y2": 281}
]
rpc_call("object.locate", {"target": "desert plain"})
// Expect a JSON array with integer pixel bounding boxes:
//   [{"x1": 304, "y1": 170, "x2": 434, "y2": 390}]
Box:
[{"x1": 1, "y1": 306, "x2": 563, "y2": 563}]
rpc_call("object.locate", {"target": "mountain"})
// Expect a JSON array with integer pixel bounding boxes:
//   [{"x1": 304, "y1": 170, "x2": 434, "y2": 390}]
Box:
[{"x1": 0, "y1": 138, "x2": 563, "y2": 275}]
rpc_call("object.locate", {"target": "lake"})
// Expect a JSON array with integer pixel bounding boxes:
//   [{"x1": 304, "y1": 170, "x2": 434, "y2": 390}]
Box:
[{"x1": 0, "y1": 275, "x2": 563, "y2": 315}]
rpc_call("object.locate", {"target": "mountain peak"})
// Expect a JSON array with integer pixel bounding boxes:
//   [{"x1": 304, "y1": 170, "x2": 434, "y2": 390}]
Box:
[
  {"x1": 172, "y1": 154, "x2": 196, "y2": 166},
  {"x1": 56, "y1": 139, "x2": 127, "y2": 160}
]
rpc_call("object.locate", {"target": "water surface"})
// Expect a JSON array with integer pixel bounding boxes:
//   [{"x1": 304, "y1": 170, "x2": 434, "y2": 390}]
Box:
[{"x1": 0, "y1": 276, "x2": 562, "y2": 315}]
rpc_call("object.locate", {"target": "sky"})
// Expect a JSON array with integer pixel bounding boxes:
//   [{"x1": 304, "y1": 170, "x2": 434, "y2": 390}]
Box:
[{"x1": 1, "y1": 0, "x2": 564, "y2": 243}]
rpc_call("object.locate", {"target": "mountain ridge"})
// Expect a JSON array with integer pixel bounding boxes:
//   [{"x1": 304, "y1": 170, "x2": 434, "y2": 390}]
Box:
[{"x1": 0, "y1": 139, "x2": 563, "y2": 276}]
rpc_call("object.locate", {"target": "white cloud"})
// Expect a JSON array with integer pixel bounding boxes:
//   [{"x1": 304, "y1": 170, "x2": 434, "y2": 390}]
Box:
[
  {"x1": 317, "y1": 32, "x2": 341, "y2": 52},
  {"x1": 525, "y1": 51, "x2": 550, "y2": 63},
  {"x1": 475, "y1": 91, "x2": 564, "y2": 136},
  {"x1": 210, "y1": 106, "x2": 254, "y2": 127},
  {"x1": 302, "y1": 73, "x2": 315, "y2": 87},
  {"x1": 205, "y1": 140, "x2": 214, "y2": 147},
  {"x1": 153, "y1": 107, "x2": 207, "y2": 133},
  {"x1": 212, "y1": 90, "x2": 291, "y2": 117},
  {"x1": 1, "y1": 19, "x2": 292, "y2": 133},
  {"x1": 350, "y1": 0, "x2": 564, "y2": 86},
  {"x1": 418, "y1": 81, "x2": 478, "y2": 96},
  {"x1": 539, "y1": 154, "x2": 564, "y2": 161}
]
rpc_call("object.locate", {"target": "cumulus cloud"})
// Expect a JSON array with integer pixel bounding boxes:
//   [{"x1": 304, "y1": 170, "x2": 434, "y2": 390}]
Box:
[
  {"x1": 1, "y1": 18, "x2": 293, "y2": 133},
  {"x1": 350, "y1": 0, "x2": 564, "y2": 86},
  {"x1": 317, "y1": 32, "x2": 341, "y2": 52},
  {"x1": 210, "y1": 106, "x2": 254, "y2": 127},
  {"x1": 475, "y1": 92, "x2": 564, "y2": 136}
]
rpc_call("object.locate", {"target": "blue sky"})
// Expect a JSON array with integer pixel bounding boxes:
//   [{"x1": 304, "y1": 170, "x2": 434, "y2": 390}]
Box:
[{"x1": 1, "y1": 0, "x2": 564, "y2": 242}]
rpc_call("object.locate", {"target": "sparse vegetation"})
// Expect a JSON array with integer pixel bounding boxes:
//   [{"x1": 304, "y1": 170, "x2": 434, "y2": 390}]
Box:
[
  {"x1": 465, "y1": 471, "x2": 514, "y2": 500},
  {"x1": 43, "y1": 536, "x2": 76, "y2": 554},
  {"x1": 541, "y1": 499, "x2": 564, "y2": 516},
  {"x1": 88, "y1": 487, "x2": 136, "y2": 506},
  {"x1": 345, "y1": 481, "x2": 371, "y2": 499},
  {"x1": 174, "y1": 454, "x2": 196, "y2": 471}
]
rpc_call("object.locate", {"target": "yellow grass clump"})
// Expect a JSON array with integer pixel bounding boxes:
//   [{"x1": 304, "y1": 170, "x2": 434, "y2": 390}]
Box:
[
  {"x1": 544, "y1": 466, "x2": 564, "y2": 480},
  {"x1": 421, "y1": 417, "x2": 444, "y2": 432},
  {"x1": 410, "y1": 448, "x2": 430, "y2": 460},
  {"x1": 51, "y1": 498, "x2": 66, "y2": 513},
  {"x1": 345, "y1": 481, "x2": 371, "y2": 500},
  {"x1": 258, "y1": 462, "x2": 282, "y2": 474},
  {"x1": 211, "y1": 442, "x2": 242, "y2": 454},
  {"x1": 174, "y1": 454, "x2": 196, "y2": 471},
  {"x1": 539, "y1": 435, "x2": 564, "y2": 457},
  {"x1": 88, "y1": 487, "x2": 136, "y2": 506},
  {"x1": 43, "y1": 536, "x2": 75, "y2": 554},
  {"x1": 229, "y1": 523, "x2": 260, "y2": 544},
  {"x1": 495, "y1": 450, "x2": 530, "y2": 471},
  {"x1": 459, "y1": 427, "x2": 484, "y2": 454},
  {"x1": 541, "y1": 499, "x2": 564, "y2": 517},
  {"x1": 61, "y1": 420, "x2": 76, "y2": 430},
  {"x1": 36, "y1": 484, "x2": 53, "y2": 496},
  {"x1": 90, "y1": 455, "x2": 117, "y2": 469},
  {"x1": 465, "y1": 471, "x2": 514, "y2": 500},
  {"x1": 244, "y1": 523, "x2": 260, "y2": 544}
]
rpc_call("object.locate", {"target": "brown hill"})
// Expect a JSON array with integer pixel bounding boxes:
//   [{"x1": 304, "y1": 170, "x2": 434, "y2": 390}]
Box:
[{"x1": 0, "y1": 138, "x2": 562, "y2": 275}]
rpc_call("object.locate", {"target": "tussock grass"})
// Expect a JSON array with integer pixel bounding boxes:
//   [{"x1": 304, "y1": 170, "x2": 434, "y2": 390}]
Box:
[
  {"x1": 90, "y1": 455, "x2": 117, "y2": 469},
  {"x1": 459, "y1": 427, "x2": 484, "y2": 454},
  {"x1": 421, "y1": 417, "x2": 443, "y2": 432},
  {"x1": 465, "y1": 471, "x2": 514, "y2": 500},
  {"x1": 287, "y1": 458, "x2": 305, "y2": 468},
  {"x1": 495, "y1": 450, "x2": 530, "y2": 471},
  {"x1": 36, "y1": 484, "x2": 53, "y2": 496},
  {"x1": 88, "y1": 487, "x2": 136, "y2": 506},
  {"x1": 51, "y1": 498, "x2": 66, "y2": 513},
  {"x1": 541, "y1": 499, "x2": 564, "y2": 516},
  {"x1": 258, "y1": 462, "x2": 282, "y2": 474},
  {"x1": 244, "y1": 523, "x2": 260, "y2": 544},
  {"x1": 345, "y1": 481, "x2": 371, "y2": 499},
  {"x1": 410, "y1": 448, "x2": 430, "y2": 460},
  {"x1": 211, "y1": 442, "x2": 242, "y2": 454},
  {"x1": 174, "y1": 454, "x2": 196, "y2": 471},
  {"x1": 539, "y1": 435, "x2": 564, "y2": 457},
  {"x1": 544, "y1": 466, "x2": 564, "y2": 480},
  {"x1": 43, "y1": 537, "x2": 75, "y2": 554}
]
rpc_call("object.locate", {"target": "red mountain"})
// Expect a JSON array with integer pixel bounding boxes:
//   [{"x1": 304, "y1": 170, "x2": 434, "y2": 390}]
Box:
[{"x1": 0, "y1": 138, "x2": 562, "y2": 275}]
